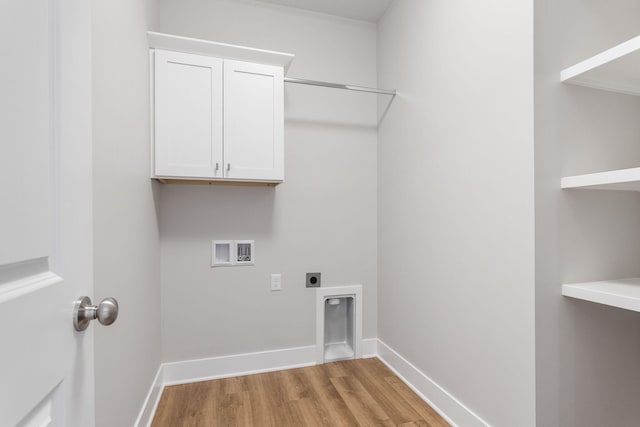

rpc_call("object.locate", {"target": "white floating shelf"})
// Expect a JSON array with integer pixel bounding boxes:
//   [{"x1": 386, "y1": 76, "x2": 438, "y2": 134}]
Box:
[
  {"x1": 561, "y1": 35, "x2": 640, "y2": 96},
  {"x1": 147, "y1": 31, "x2": 295, "y2": 73},
  {"x1": 561, "y1": 167, "x2": 640, "y2": 191},
  {"x1": 563, "y1": 278, "x2": 640, "y2": 312}
]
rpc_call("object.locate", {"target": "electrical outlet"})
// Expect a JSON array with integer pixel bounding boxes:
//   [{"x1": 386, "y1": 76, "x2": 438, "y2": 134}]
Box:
[{"x1": 271, "y1": 273, "x2": 282, "y2": 291}]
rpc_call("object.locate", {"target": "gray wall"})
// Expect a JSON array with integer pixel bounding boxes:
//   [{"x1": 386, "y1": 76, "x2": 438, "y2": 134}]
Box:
[
  {"x1": 535, "y1": 1, "x2": 640, "y2": 426},
  {"x1": 157, "y1": 0, "x2": 378, "y2": 362},
  {"x1": 377, "y1": 1, "x2": 536, "y2": 425},
  {"x1": 88, "y1": 0, "x2": 640, "y2": 424},
  {"x1": 92, "y1": 0, "x2": 162, "y2": 425}
]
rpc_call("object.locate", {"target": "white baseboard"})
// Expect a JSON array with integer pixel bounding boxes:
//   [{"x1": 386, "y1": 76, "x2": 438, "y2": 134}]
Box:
[
  {"x1": 362, "y1": 337, "x2": 378, "y2": 357},
  {"x1": 377, "y1": 339, "x2": 490, "y2": 427},
  {"x1": 135, "y1": 338, "x2": 480, "y2": 427},
  {"x1": 135, "y1": 345, "x2": 316, "y2": 426},
  {"x1": 161, "y1": 339, "x2": 379, "y2": 386},
  {"x1": 162, "y1": 345, "x2": 317, "y2": 386},
  {"x1": 133, "y1": 364, "x2": 165, "y2": 427}
]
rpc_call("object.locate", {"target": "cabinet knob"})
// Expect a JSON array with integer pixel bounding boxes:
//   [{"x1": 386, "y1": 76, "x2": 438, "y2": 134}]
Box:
[
  {"x1": 215, "y1": 162, "x2": 219, "y2": 172},
  {"x1": 227, "y1": 163, "x2": 231, "y2": 172}
]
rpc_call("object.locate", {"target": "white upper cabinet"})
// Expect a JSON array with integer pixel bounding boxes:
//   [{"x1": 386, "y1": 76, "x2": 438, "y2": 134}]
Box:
[
  {"x1": 149, "y1": 32, "x2": 294, "y2": 185},
  {"x1": 224, "y1": 60, "x2": 284, "y2": 181},
  {"x1": 155, "y1": 50, "x2": 223, "y2": 178}
]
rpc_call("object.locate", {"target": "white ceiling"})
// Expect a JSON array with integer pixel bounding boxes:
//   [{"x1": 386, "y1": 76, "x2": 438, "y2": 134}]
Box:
[{"x1": 245, "y1": 0, "x2": 394, "y2": 22}]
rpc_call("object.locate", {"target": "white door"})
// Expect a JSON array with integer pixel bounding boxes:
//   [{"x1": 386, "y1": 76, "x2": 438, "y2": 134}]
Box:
[
  {"x1": 0, "y1": 1, "x2": 96, "y2": 426},
  {"x1": 154, "y1": 49, "x2": 224, "y2": 179},
  {"x1": 224, "y1": 60, "x2": 284, "y2": 181}
]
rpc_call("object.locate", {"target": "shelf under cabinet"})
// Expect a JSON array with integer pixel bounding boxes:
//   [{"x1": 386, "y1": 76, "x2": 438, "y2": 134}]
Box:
[
  {"x1": 154, "y1": 178, "x2": 280, "y2": 187},
  {"x1": 561, "y1": 167, "x2": 640, "y2": 191},
  {"x1": 561, "y1": 35, "x2": 640, "y2": 96},
  {"x1": 563, "y1": 278, "x2": 640, "y2": 312}
]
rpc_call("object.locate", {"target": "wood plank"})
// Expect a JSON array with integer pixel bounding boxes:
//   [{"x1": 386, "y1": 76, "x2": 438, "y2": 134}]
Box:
[
  {"x1": 399, "y1": 421, "x2": 431, "y2": 427},
  {"x1": 213, "y1": 391, "x2": 249, "y2": 426},
  {"x1": 330, "y1": 374, "x2": 395, "y2": 426},
  {"x1": 385, "y1": 376, "x2": 450, "y2": 427},
  {"x1": 217, "y1": 375, "x2": 248, "y2": 395},
  {"x1": 279, "y1": 368, "x2": 310, "y2": 401},
  {"x1": 289, "y1": 396, "x2": 335, "y2": 426},
  {"x1": 151, "y1": 359, "x2": 450, "y2": 427},
  {"x1": 297, "y1": 364, "x2": 360, "y2": 427},
  {"x1": 347, "y1": 358, "x2": 424, "y2": 424},
  {"x1": 244, "y1": 372, "x2": 279, "y2": 427},
  {"x1": 152, "y1": 381, "x2": 215, "y2": 427},
  {"x1": 322, "y1": 359, "x2": 352, "y2": 378}
]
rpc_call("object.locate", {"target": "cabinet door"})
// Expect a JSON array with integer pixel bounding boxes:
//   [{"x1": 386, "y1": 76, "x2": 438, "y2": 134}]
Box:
[
  {"x1": 224, "y1": 60, "x2": 284, "y2": 181},
  {"x1": 154, "y1": 49, "x2": 223, "y2": 178}
]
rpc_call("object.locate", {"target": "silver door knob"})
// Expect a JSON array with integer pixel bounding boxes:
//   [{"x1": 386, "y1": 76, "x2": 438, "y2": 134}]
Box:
[{"x1": 73, "y1": 296, "x2": 119, "y2": 331}]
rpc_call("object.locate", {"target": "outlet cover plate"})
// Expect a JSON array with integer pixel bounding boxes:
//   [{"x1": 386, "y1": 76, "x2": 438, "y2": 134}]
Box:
[{"x1": 271, "y1": 273, "x2": 282, "y2": 291}]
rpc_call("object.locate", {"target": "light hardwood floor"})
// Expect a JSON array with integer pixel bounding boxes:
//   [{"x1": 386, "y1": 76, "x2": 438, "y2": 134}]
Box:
[{"x1": 151, "y1": 358, "x2": 450, "y2": 426}]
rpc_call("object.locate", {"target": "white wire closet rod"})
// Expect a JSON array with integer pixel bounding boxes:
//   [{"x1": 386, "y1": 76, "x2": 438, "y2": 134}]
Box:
[{"x1": 284, "y1": 77, "x2": 396, "y2": 96}]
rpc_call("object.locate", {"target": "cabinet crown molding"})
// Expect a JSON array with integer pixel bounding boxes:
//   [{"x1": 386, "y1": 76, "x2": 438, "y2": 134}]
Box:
[{"x1": 147, "y1": 31, "x2": 295, "y2": 74}]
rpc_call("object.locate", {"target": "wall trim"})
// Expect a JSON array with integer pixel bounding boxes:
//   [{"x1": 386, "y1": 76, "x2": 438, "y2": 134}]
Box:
[
  {"x1": 377, "y1": 339, "x2": 491, "y2": 427},
  {"x1": 135, "y1": 338, "x2": 482, "y2": 427},
  {"x1": 361, "y1": 337, "x2": 378, "y2": 357},
  {"x1": 162, "y1": 345, "x2": 317, "y2": 386},
  {"x1": 133, "y1": 364, "x2": 164, "y2": 427}
]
